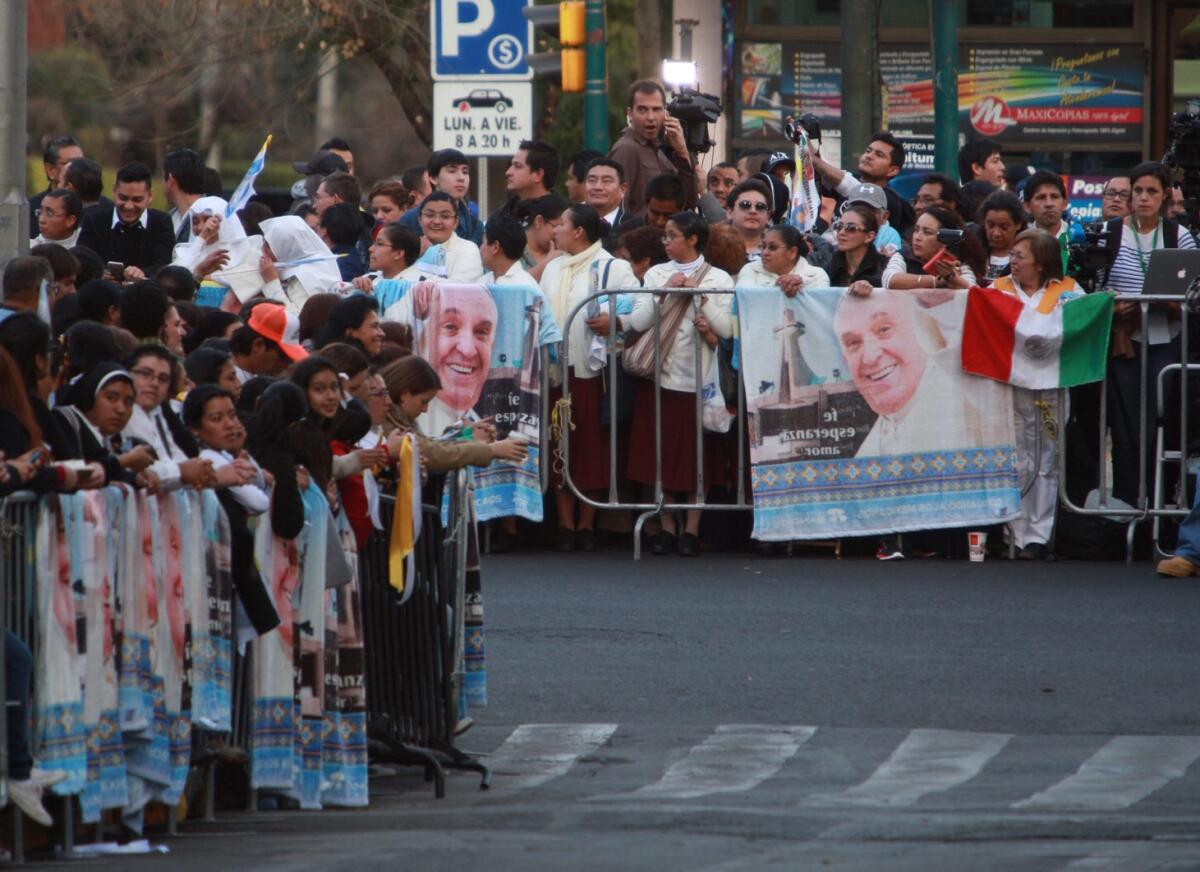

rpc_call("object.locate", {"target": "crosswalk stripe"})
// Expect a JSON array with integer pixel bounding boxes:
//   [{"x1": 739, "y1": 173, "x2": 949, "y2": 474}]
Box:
[
  {"x1": 1013, "y1": 735, "x2": 1200, "y2": 810},
  {"x1": 819, "y1": 728, "x2": 1012, "y2": 807},
  {"x1": 484, "y1": 724, "x2": 617, "y2": 789},
  {"x1": 606, "y1": 725, "x2": 817, "y2": 800}
]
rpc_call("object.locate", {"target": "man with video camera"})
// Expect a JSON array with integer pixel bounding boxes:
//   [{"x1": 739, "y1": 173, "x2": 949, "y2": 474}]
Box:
[{"x1": 608, "y1": 80, "x2": 698, "y2": 219}]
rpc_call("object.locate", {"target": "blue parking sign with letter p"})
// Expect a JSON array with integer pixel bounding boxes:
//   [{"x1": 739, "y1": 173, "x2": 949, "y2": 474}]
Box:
[{"x1": 432, "y1": 0, "x2": 534, "y2": 80}]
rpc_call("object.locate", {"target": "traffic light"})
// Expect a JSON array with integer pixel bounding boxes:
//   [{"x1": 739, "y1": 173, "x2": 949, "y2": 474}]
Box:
[{"x1": 522, "y1": 1, "x2": 586, "y2": 93}]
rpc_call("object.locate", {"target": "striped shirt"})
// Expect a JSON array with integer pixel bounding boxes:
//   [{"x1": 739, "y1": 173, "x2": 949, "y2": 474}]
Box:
[{"x1": 1106, "y1": 219, "x2": 1197, "y2": 344}]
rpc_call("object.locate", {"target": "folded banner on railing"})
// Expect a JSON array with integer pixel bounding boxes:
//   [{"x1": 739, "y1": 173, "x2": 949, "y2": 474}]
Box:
[
  {"x1": 32, "y1": 486, "x2": 233, "y2": 827},
  {"x1": 736, "y1": 287, "x2": 1023, "y2": 541},
  {"x1": 397, "y1": 281, "x2": 561, "y2": 522}
]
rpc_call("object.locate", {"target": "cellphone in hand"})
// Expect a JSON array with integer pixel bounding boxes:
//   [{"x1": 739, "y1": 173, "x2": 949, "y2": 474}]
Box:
[
  {"x1": 106, "y1": 261, "x2": 126, "y2": 281},
  {"x1": 922, "y1": 248, "x2": 952, "y2": 275}
]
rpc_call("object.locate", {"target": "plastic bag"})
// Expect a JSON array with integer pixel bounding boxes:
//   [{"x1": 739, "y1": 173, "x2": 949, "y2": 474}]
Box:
[{"x1": 701, "y1": 352, "x2": 734, "y2": 433}]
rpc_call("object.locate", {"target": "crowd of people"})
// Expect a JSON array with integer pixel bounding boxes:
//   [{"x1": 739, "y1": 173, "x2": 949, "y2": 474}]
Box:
[{"x1": 3, "y1": 87, "x2": 1200, "y2": 815}]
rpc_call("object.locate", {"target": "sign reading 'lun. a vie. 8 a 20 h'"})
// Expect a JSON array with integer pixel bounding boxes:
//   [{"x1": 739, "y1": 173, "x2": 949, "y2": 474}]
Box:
[
  {"x1": 433, "y1": 81, "x2": 534, "y2": 156},
  {"x1": 431, "y1": 0, "x2": 533, "y2": 79}
]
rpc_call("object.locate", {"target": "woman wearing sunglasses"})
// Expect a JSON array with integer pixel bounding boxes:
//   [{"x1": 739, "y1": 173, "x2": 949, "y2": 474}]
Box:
[
  {"x1": 735, "y1": 225, "x2": 830, "y2": 296},
  {"x1": 883, "y1": 206, "x2": 984, "y2": 291},
  {"x1": 827, "y1": 204, "x2": 905, "y2": 295}
]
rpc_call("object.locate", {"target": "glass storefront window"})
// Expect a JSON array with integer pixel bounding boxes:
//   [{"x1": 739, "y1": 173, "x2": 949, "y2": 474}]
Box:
[
  {"x1": 966, "y1": 0, "x2": 1132, "y2": 27},
  {"x1": 745, "y1": 0, "x2": 1134, "y2": 28}
]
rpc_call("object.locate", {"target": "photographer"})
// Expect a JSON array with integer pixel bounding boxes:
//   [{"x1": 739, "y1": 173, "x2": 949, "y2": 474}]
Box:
[
  {"x1": 808, "y1": 131, "x2": 916, "y2": 238},
  {"x1": 608, "y1": 80, "x2": 697, "y2": 218}
]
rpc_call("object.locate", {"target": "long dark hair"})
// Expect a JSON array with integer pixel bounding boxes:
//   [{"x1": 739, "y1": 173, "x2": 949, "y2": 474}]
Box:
[
  {"x1": 922, "y1": 205, "x2": 986, "y2": 279},
  {"x1": 288, "y1": 355, "x2": 339, "y2": 489},
  {"x1": 0, "y1": 346, "x2": 41, "y2": 447}
]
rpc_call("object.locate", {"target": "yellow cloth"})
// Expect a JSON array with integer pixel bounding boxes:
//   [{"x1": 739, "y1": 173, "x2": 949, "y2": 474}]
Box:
[
  {"x1": 991, "y1": 275, "x2": 1079, "y2": 315},
  {"x1": 388, "y1": 435, "x2": 416, "y2": 593},
  {"x1": 548, "y1": 238, "x2": 603, "y2": 328}
]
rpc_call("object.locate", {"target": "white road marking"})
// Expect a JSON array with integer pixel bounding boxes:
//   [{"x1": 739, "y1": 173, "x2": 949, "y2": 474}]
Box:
[
  {"x1": 821, "y1": 728, "x2": 1012, "y2": 807},
  {"x1": 485, "y1": 724, "x2": 617, "y2": 790},
  {"x1": 1013, "y1": 735, "x2": 1200, "y2": 810},
  {"x1": 603, "y1": 725, "x2": 816, "y2": 800}
]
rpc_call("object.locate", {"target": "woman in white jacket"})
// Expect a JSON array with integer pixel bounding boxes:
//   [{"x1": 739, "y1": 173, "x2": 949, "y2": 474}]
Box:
[
  {"x1": 621, "y1": 212, "x2": 734, "y2": 556},
  {"x1": 735, "y1": 225, "x2": 831, "y2": 295},
  {"x1": 539, "y1": 203, "x2": 638, "y2": 552}
]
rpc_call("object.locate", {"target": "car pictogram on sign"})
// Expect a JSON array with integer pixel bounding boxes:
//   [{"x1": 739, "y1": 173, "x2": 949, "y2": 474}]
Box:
[{"x1": 454, "y1": 89, "x2": 514, "y2": 112}]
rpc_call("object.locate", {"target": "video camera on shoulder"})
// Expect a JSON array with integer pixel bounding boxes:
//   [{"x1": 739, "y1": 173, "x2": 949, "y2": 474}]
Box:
[{"x1": 665, "y1": 88, "x2": 723, "y2": 155}]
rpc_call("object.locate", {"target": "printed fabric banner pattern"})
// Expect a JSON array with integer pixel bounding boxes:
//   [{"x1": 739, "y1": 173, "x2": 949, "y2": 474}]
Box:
[
  {"x1": 404, "y1": 282, "x2": 560, "y2": 523},
  {"x1": 736, "y1": 287, "x2": 1022, "y2": 541}
]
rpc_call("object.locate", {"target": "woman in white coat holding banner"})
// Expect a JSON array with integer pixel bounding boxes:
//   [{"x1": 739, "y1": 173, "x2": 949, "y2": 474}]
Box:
[
  {"x1": 736, "y1": 225, "x2": 830, "y2": 296},
  {"x1": 539, "y1": 203, "x2": 638, "y2": 552}
]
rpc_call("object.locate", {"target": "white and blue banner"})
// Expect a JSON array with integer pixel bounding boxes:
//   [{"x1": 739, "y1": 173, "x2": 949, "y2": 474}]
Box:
[{"x1": 735, "y1": 286, "x2": 1022, "y2": 541}]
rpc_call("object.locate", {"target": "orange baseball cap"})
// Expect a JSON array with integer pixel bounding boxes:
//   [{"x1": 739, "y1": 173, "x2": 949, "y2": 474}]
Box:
[{"x1": 247, "y1": 303, "x2": 308, "y2": 362}]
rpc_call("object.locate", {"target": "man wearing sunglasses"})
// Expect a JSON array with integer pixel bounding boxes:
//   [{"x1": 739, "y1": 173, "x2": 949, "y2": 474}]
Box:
[
  {"x1": 724, "y1": 179, "x2": 772, "y2": 259},
  {"x1": 808, "y1": 130, "x2": 916, "y2": 238}
]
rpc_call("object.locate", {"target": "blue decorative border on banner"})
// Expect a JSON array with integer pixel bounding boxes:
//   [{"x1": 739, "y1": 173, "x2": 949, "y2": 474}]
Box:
[{"x1": 751, "y1": 446, "x2": 1021, "y2": 540}]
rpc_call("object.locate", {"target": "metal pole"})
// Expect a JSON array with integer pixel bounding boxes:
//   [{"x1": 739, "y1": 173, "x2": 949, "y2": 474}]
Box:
[
  {"x1": 840, "y1": 0, "x2": 880, "y2": 171},
  {"x1": 676, "y1": 18, "x2": 699, "y2": 61},
  {"x1": 0, "y1": 0, "x2": 28, "y2": 267},
  {"x1": 930, "y1": 0, "x2": 959, "y2": 178},
  {"x1": 475, "y1": 158, "x2": 489, "y2": 219},
  {"x1": 583, "y1": 0, "x2": 609, "y2": 152}
]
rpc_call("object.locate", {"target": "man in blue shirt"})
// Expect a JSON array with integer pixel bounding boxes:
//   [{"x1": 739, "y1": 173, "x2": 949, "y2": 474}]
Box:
[{"x1": 399, "y1": 149, "x2": 484, "y2": 245}]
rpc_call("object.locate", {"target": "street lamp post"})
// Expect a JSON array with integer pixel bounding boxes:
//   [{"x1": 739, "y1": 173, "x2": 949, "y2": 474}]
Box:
[
  {"x1": 583, "y1": 0, "x2": 608, "y2": 152},
  {"x1": 0, "y1": 0, "x2": 27, "y2": 267}
]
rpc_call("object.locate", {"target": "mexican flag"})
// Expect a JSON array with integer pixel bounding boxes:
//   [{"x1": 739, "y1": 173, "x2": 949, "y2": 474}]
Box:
[{"x1": 961, "y1": 286, "x2": 1113, "y2": 389}]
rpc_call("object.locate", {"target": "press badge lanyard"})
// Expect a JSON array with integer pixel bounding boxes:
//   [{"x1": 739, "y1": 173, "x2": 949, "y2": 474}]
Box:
[{"x1": 1131, "y1": 218, "x2": 1159, "y2": 276}]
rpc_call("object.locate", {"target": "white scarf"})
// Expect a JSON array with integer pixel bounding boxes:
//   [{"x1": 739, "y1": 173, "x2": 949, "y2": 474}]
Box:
[{"x1": 550, "y1": 239, "x2": 604, "y2": 328}]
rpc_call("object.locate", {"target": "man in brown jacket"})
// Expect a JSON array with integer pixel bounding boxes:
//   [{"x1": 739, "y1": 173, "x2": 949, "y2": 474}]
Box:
[{"x1": 607, "y1": 80, "x2": 697, "y2": 218}]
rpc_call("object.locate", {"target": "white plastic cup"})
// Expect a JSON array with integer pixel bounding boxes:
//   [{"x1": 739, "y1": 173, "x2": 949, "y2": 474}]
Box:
[{"x1": 967, "y1": 531, "x2": 987, "y2": 562}]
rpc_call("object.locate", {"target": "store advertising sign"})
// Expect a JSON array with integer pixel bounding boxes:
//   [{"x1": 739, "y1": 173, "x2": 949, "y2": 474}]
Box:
[
  {"x1": 736, "y1": 41, "x2": 1143, "y2": 153},
  {"x1": 960, "y1": 45, "x2": 1143, "y2": 144},
  {"x1": 433, "y1": 81, "x2": 533, "y2": 156},
  {"x1": 1064, "y1": 175, "x2": 1110, "y2": 224}
]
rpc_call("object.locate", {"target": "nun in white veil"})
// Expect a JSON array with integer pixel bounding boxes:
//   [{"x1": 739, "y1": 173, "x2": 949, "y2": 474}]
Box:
[
  {"x1": 172, "y1": 196, "x2": 266, "y2": 303},
  {"x1": 258, "y1": 215, "x2": 343, "y2": 314}
]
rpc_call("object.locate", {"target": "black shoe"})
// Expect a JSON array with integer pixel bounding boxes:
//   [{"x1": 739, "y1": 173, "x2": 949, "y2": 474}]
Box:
[
  {"x1": 1017, "y1": 542, "x2": 1048, "y2": 560},
  {"x1": 754, "y1": 540, "x2": 779, "y2": 556},
  {"x1": 678, "y1": 532, "x2": 699, "y2": 556},
  {"x1": 488, "y1": 528, "x2": 521, "y2": 554},
  {"x1": 577, "y1": 528, "x2": 596, "y2": 552},
  {"x1": 650, "y1": 530, "x2": 676, "y2": 555},
  {"x1": 556, "y1": 529, "x2": 576, "y2": 552}
]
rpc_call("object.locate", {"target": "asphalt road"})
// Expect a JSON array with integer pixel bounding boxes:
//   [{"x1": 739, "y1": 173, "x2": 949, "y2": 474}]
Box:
[{"x1": 96, "y1": 551, "x2": 1200, "y2": 871}]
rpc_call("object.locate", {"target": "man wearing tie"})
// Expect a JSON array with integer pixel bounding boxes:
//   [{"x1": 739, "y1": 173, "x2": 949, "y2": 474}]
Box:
[{"x1": 76, "y1": 162, "x2": 176, "y2": 280}]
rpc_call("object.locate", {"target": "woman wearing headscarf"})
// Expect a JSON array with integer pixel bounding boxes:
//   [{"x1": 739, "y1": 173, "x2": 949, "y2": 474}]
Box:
[
  {"x1": 172, "y1": 196, "x2": 265, "y2": 304},
  {"x1": 56, "y1": 362, "x2": 149, "y2": 488},
  {"x1": 258, "y1": 215, "x2": 343, "y2": 315},
  {"x1": 0, "y1": 314, "x2": 104, "y2": 492}
]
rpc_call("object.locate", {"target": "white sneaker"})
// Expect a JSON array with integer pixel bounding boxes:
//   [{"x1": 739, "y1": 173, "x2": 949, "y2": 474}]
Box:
[
  {"x1": 29, "y1": 768, "x2": 68, "y2": 788},
  {"x1": 7, "y1": 778, "x2": 53, "y2": 827}
]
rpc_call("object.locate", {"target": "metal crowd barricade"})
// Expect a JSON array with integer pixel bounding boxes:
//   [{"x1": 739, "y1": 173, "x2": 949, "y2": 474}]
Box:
[
  {"x1": 0, "y1": 466, "x2": 480, "y2": 857},
  {"x1": 560, "y1": 288, "x2": 752, "y2": 560},
  {"x1": 1056, "y1": 293, "x2": 1196, "y2": 563},
  {"x1": 559, "y1": 288, "x2": 1199, "y2": 563},
  {"x1": 360, "y1": 468, "x2": 489, "y2": 797}
]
